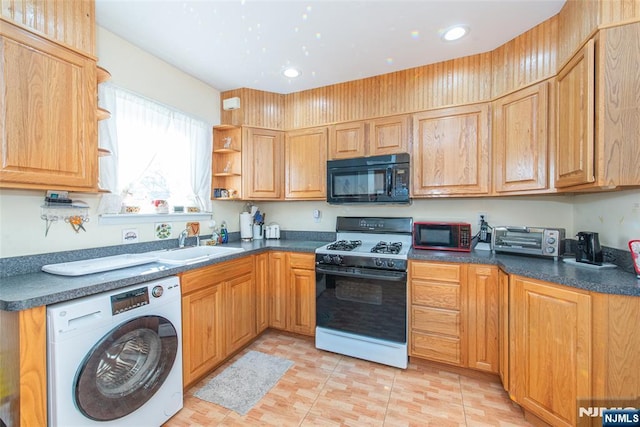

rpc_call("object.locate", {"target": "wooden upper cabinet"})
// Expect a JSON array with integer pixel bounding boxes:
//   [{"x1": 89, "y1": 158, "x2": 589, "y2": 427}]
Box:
[
  {"x1": 555, "y1": 39, "x2": 595, "y2": 189},
  {"x1": 328, "y1": 115, "x2": 410, "y2": 160},
  {"x1": 596, "y1": 22, "x2": 640, "y2": 188},
  {"x1": 368, "y1": 115, "x2": 410, "y2": 156},
  {"x1": 285, "y1": 127, "x2": 327, "y2": 199},
  {"x1": 493, "y1": 81, "x2": 550, "y2": 194},
  {"x1": 329, "y1": 121, "x2": 366, "y2": 159},
  {"x1": 0, "y1": 22, "x2": 97, "y2": 191},
  {"x1": 243, "y1": 127, "x2": 283, "y2": 199},
  {"x1": 556, "y1": 22, "x2": 640, "y2": 191},
  {"x1": 412, "y1": 103, "x2": 490, "y2": 196}
]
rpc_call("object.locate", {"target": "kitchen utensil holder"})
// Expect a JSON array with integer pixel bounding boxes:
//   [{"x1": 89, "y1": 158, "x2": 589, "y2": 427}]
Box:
[{"x1": 40, "y1": 205, "x2": 90, "y2": 237}]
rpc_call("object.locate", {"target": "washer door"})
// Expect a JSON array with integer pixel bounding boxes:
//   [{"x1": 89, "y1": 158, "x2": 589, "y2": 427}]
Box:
[{"x1": 74, "y1": 315, "x2": 178, "y2": 421}]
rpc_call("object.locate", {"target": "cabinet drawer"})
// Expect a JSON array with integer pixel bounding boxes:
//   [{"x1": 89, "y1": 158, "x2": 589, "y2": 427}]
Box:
[
  {"x1": 411, "y1": 306, "x2": 460, "y2": 336},
  {"x1": 411, "y1": 281, "x2": 460, "y2": 309},
  {"x1": 410, "y1": 262, "x2": 462, "y2": 283},
  {"x1": 288, "y1": 253, "x2": 315, "y2": 270},
  {"x1": 181, "y1": 257, "x2": 253, "y2": 294},
  {"x1": 411, "y1": 331, "x2": 461, "y2": 364}
]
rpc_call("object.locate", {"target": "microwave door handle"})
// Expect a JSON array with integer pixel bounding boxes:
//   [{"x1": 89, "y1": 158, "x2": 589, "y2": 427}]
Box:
[{"x1": 386, "y1": 168, "x2": 393, "y2": 197}]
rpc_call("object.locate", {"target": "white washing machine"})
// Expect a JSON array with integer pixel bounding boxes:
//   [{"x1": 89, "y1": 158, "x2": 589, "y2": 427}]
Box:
[{"x1": 47, "y1": 276, "x2": 183, "y2": 426}]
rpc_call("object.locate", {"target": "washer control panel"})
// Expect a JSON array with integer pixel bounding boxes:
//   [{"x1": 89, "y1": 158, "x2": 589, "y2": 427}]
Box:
[{"x1": 110, "y1": 286, "x2": 149, "y2": 315}]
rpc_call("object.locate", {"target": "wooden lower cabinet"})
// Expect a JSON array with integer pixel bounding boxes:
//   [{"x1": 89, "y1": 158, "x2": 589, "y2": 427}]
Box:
[
  {"x1": 268, "y1": 252, "x2": 288, "y2": 330},
  {"x1": 409, "y1": 261, "x2": 466, "y2": 366},
  {"x1": 268, "y1": 252, "x2": 316, "y2": 336},
  {"x1": 254, "y1": 253, "x2": 269, "y2": 333},
  {"x1": 467, "y1": 265, "x2": 499, "y2": 373},
  {"x1": 511, "y1": 276, "x2": 592, "y2": 427},
  {"x1": 181, "y1": 257, "x2": 255, "y2": 388},
  {"x1": 498, "y1": 269, "x2": 510, "y2": 393}
]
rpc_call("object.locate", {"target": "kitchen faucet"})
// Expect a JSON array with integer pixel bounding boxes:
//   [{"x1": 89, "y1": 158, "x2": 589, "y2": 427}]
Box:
[
  {"x1": 178, "y1": 229, "x2": 189, "y2": 248},
  {"x1": 178, "y1": 228, "x2": 200, "y2": 248}
]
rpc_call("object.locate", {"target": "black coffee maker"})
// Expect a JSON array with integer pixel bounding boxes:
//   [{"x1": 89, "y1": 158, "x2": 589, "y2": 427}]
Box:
[{"x1": 575, "y1": 231, "x2": 603, "y2": 265}]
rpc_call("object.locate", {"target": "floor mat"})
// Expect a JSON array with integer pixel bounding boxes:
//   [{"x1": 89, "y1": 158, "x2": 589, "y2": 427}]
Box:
[{"x1": 193, "y1": 350, "x2": 294, "y2": 415}]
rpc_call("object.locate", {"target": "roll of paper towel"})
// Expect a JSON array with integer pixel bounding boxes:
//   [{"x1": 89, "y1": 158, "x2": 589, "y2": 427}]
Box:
[{"x1": 240, "y1": 212, "x2": 253, "y2": 240}]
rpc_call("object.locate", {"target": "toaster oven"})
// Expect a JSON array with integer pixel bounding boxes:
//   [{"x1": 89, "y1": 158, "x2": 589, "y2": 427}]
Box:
[{"x1": 492, "y1": 226, "x2": 565, "y2": 260}]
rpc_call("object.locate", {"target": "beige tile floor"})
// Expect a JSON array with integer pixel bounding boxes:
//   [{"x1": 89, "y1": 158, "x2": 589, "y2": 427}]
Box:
[{"x1": 165, "y1": 330, "x2": 531, "y2": 426}]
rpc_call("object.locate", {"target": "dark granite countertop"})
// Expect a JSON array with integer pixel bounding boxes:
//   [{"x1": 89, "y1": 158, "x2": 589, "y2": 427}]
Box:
[
  {"x1": 0, "y1": 239, "x2": 325, "y2": 311},
  {"x1": 409, "y1": 248, "x2": 640, "y2": 297},
  {"x1": 2, "y1": 240, "x2": 639, "y2": 312}
]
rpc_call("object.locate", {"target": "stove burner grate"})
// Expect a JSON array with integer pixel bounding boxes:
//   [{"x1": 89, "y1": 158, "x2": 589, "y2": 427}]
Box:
[
  {"x1": 371, "y1": 241, "x2": 403, "y2": 255},
  {"x1": 326, "y1": 240, "x2": 362, "y2": 251}
]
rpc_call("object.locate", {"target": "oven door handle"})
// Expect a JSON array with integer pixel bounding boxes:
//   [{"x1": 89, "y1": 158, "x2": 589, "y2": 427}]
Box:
[{"x1": 316, "y1": 266, "x2": 407, "y2": 282}]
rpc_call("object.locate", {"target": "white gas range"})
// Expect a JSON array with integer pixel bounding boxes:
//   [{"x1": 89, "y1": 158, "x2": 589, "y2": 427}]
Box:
[{"x1": 315, "y1": 217, "x2": 413, "y2": 369}]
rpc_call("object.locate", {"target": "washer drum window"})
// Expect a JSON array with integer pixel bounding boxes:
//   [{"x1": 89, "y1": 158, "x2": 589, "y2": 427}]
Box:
[{"x1": 73, "y1": 315, "x2": 178, "y2": 421}]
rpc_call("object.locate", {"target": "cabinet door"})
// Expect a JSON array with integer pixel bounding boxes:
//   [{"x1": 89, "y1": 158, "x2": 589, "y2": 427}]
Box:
[
  {"x1": 512, "y1": 277, "x2": 591, "y2": 427},
  {"x1": 268, "y1": 252, "x2": 288, "y2": 330},
  {"x1": 329, "y1": 121, "x2": 366, "y2": 159},
  {"x1": 412, "y1": 104, "x2": 490, "y2": 196},
  {"x1": 288, "y1": 263, "x2": 316, "y2": 336},
  {"x1": 243, "y1": 127, "x2": 283, "y2": 199},
  {"x1": 0, "y1": 23, "x2": 97, "y2": 191},
  {"x1": 181, "y1": 284, "x2": 225, "y2": 388},
  {"x1": 467, "y1": 265, "x2": 499, "y2": 373},
  {"x1": 498, "y1": 270, "x2": 510, "y2": 393},
  {"x1": 368, "y1": 115, "x2": 410, "y2": 156},
  {"x1": 555, "y1": 39, "x2": 595, "y2": 188},
  {"x1": 254, "y1": 253, "x2": 269, "y2": 333},
  {"x1": 493, "y1": 82, "x2": 549, "y2": 193},
  {"x1": 285, "y1": 127, "x2": 327, "y2": 199},
  {"x1": 226, "y1": 271, "x2": 256, "y2": 354}
]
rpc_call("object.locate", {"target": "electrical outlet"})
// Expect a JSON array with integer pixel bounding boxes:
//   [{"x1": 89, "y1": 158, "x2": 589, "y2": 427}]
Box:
[{"x1": 477, "y1": 212, "x2": 488, "y2": 225}]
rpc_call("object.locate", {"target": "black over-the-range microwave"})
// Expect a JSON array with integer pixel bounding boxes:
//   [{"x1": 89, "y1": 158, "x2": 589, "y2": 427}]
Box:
[{"x1": 326, "y1": 153, "x2": 410, "y2": 204}]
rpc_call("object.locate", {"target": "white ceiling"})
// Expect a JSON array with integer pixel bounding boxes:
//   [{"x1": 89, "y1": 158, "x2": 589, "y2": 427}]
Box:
[{"x1": 95, "y1": 0, "x2": 565, "y2": 94}]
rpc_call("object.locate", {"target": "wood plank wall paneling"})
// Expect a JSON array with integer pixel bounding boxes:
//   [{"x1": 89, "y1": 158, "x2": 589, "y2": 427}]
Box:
[
  {"x1": 557, "y1": 0, "x2": 600, "y2": 67},
  {"x1": 221, "y1": 0, "x2": 639, "y2": 131},
  {"x1": 220, "y1": 88, "x2": 285, "y2": 130},
  {"x1": 599, "y1": 0, "x2": 640, "y2": 26},
  {"x1": 282, "y1": 53, "x2": 492, "y2": 130},
  {"x1": 491, "y1": 15, "x2": 558, "y2": 97},
  {"x1": 0, "y1": 0, "x2": 95, "y2": 55}
]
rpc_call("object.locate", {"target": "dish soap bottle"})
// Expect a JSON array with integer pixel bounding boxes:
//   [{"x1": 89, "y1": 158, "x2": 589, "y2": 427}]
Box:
[{"x1": 220, "y1": 221, "x2": 228, "y2": 244}]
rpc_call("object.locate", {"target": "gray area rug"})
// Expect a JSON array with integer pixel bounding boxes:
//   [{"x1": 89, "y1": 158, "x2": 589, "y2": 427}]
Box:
[{"x1": 194, "y1": 350, "x2": 294, "y2": 415}]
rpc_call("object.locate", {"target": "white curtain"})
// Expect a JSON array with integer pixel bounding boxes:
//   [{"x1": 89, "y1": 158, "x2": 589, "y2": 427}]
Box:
[{"x1": 98, "y1": 84, "x2": 212, "y2": 211}]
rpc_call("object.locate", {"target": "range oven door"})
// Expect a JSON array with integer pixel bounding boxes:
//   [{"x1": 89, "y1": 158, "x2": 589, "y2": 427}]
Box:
[{"x1": 315, "y1": 266, "x2": 407, "y2": 343}]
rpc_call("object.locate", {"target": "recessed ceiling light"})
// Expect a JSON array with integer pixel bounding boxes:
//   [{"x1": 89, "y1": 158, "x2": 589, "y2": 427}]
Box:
[
  {"x1": 441, "y1": 25, "x2": 469, "y2": 42},
  {"x1": 283, "y1": 67, "x2": 301, "y2": 78}
]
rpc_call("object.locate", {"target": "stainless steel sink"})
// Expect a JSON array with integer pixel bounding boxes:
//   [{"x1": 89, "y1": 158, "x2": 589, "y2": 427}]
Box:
[{"x1": 150, "y1": 246, "x2": 245, "y2": 265}]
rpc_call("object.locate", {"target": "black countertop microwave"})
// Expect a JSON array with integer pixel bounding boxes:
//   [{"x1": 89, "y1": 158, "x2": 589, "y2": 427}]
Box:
[{"x1": 326, "y1": 153, "x2": 410, "y2": 204}]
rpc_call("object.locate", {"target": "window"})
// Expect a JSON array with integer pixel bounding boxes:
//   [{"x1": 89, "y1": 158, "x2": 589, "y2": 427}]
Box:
[{"x1": 98, "y1": 84, "x2": 212, "y2": 213}]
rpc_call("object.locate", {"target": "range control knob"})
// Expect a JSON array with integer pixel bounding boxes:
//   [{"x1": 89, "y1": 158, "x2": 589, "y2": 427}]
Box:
[
  {"x1": 322, "y1": 254, "x2": 332, "y2": 264},
  {"x1": 546, "y1": 247, "x2": 556, "y2": 253},
  {"x1": 387, "y1": 260, "x2": 395, "y2": 268},
  {"x1": 151, "y1": 285, "x2": 164, "y2": 298},
  {"x1": 331, "y1": 255, "x2": 343, "y2": 265},
  {"x1": 374, "y1": 258, "x2": 383, "y2": 267}
]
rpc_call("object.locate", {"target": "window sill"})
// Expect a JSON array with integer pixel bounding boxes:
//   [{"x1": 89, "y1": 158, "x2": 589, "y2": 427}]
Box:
[{"x1": 98, "y1": 212, "x2": 213, "y2": 225}]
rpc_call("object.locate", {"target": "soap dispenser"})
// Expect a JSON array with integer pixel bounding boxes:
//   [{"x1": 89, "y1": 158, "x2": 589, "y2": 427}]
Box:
[{"x1": 220, "y1": 221, "x2": 228, "y2": 244}]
